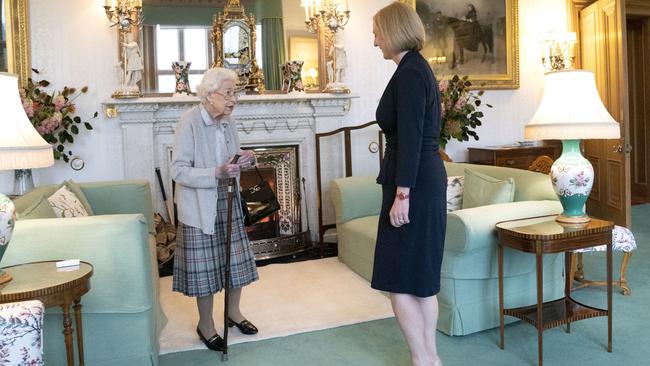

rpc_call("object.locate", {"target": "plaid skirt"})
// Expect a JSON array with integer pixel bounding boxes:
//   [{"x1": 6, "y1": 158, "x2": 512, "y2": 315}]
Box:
[{"x1": 172, "y1": 182, "x2": 259, "y2": 297}]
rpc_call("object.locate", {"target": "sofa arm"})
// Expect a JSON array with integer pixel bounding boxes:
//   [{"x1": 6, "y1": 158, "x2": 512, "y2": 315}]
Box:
[
  {"x1": 445, "y1": 200, "x2": 562, "y2": 254},
  {"x1": 330, "y1": 176, "x2": 381, "y2": 224},
  {"x1": 2, "y1": 214, "x2": 155, "y2": 314},
  {"x1": 79, "y1": 180, "x2": 156, "y2": 234}
]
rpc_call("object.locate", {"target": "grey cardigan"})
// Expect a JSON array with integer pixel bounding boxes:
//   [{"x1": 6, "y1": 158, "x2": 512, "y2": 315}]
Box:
[{"x1": 171, "y1": 105, "x2": 241, "y2": 235}]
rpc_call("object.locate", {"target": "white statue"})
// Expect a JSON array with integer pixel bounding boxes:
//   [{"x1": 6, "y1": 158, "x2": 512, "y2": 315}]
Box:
[
  {"x1": 123, "y1": 33, "x2": 144, "y2": 87},
  {"x1": 324, "y1": 33, "x2": 350, "y2": 93},
  {"x1": 333, "y1": 42, "x2": 347, "y2": 83}
]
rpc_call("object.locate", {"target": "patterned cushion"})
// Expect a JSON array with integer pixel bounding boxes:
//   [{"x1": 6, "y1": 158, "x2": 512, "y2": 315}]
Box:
[
  {"x1": 0, "y1": 300, "x2": 44, "y2": 366},
  {"x1": 47, "y1": 185, "x2": 89, "y2": 218},
  {"x1": 447, "y1": 176, "x2": 464, "y2": 212},
  {"x1": 575, "y1": 225, "x2": 637, "y2": 253}
]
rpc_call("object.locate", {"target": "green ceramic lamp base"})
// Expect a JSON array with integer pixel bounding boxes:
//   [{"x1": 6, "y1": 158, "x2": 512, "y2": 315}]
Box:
[{"x1": 551, "y1": 140, "x2": 595, "y2": 224}]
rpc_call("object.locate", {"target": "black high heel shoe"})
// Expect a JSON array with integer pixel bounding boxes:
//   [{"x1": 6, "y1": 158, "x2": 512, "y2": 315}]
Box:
[
  {"x1": 227, "y1": 318, "x2": 258, "y2": 335},
  {"x1": 196, "y1": 327, "x2": 225, "y2": 352}
]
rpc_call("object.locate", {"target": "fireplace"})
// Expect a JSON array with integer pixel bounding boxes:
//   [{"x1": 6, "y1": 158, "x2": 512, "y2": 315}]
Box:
[
  {"x1": 240, "y1": 145, "x2": 310, "y2": 259},
  {"x1": 106, "y1": 92, "x2": 356, "y2": 259}
]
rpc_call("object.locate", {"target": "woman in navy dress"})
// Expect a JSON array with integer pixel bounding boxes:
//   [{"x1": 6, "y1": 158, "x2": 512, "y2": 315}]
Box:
[{"x1": 371, "y1": 3, "x2": 446, "y2": 365}]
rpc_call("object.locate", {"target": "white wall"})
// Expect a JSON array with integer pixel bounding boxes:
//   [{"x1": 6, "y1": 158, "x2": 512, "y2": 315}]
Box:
[{"x1": 1, "y1": 0, "x2": 567, "y2": 193}]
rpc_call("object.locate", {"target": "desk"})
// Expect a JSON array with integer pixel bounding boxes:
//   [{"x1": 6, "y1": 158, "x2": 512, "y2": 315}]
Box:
[
  {"x1": 0, "y1": 261, "x2": 93, "y2": 366},
  {"x1": 496, "y1": 216, "x2": 614, "y2": 366}
]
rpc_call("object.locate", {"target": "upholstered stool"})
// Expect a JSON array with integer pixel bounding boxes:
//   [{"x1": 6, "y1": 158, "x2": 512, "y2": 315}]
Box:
[
  {"x1": 572, "y1": 225, "x2": 636, "y2": 295},
  {"x1": 0, "y1": 300, "x2": 45, "y2": 365}
]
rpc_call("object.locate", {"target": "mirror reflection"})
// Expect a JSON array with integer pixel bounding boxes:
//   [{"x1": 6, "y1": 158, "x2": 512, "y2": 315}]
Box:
[
  {"x1": 1, "y1": 0, "x2": 8, "y2": 72},
  {"x1": 141, "y1": 0, "x2": 320, "y2": 93}
]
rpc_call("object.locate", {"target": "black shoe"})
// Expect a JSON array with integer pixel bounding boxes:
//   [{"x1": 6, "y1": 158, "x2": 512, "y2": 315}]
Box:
[
  {"x1": 196, "y1": 327, "x2": 225, "y2": 352},
  {"x1": 228, "y1": 318, "x2": 258, "y2": 335}
]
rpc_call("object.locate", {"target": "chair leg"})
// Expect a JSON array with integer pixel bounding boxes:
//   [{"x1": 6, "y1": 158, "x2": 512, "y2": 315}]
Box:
[
  {"x1": 575, "y1": 252, "x2": 584, "y2": 281},
  {"x1": 619, "y1": 252, "x2": 632, "y2": 296}
]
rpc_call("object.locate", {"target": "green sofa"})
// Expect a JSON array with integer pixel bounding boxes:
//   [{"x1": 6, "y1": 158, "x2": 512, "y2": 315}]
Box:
[
  {"x1": 331, "y1": 162, "x2": 566, "y2": 336},
  {"x1": 2, "y1": 180, "x2": 166, "y2": 365}
]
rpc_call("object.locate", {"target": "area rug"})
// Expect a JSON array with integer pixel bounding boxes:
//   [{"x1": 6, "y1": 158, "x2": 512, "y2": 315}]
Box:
[{"x1": 159, "y1": 257, "x2": 394, "y2": 354}]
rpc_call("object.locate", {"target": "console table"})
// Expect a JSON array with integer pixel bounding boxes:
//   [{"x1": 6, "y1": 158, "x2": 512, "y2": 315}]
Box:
[
  {"x1": 0, "y1": 261, "x2": 93, "y2": 366},
  {"x1": 468, "y1": 143, "x2": 561, "y2": 170},
  {"x1": 496, "y1": 216, "x2": 614, "y2": 366}
]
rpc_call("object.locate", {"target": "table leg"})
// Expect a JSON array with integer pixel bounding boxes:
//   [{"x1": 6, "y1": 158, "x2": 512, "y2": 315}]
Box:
[
  {"x1": 564, "y1": 252, "x2": 571, "y2": 334},
  {"x1": 498, "y1": 242, "x2": 504, "y2": 349},
  {"x1": 607, "y1": 240, "x2": 613, "y2": 352},
  {"x1": 61, "y1": 303, "x2": 74, "y2": 366},
  {"x1": 74, "y1": 299, "x2": 85, "y2": 365},
  {"x1": 536, "y1": 242, "x2": 544, "y2": 366}
]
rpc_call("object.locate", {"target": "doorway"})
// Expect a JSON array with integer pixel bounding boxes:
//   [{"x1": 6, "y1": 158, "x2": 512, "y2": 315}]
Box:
[{"x1": 627, "y1": 16, "x2": 650, "y2": 204}]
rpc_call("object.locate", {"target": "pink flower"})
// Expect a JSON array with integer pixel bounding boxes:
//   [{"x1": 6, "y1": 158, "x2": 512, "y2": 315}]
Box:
[
  {"x1": 22, "y1": 98, "x2": 34, "y2": 118},
  {"x1": 53, "y1": 95, "x2": 66, "y2": 112},
  {"x1": 454, "y1": 93, "x2": 469, "y2": 111},
  {"x1": 438, "y1": 79, "x2": 448, "y2": 92}
]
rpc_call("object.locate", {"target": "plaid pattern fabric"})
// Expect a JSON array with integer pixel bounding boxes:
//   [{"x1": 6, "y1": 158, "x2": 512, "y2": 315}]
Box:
[{"x1": 173, "y1": 182, "x2": 259, "y2": 297}]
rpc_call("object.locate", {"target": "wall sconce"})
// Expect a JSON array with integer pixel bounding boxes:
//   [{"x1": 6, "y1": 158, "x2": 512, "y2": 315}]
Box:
[
  {"x1": 540, "y1": 31, "x2": 577, "y2": 71},
  {"x1": 103, "y1": 0, "x2": 143, "y2": 98}
]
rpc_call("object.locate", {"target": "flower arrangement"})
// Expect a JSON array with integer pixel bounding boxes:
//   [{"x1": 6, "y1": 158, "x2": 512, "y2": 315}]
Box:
[
  {"x1": 438, "y1": 75, "x2": 492, "y2": 149},
  {"x1": 19, "y1": 70, "x2": 97, "y2": 162}
]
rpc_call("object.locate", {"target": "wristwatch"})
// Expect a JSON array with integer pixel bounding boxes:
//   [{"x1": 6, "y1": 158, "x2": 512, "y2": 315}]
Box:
[{"x1": 396, "y1": 192, "x2": 410, "y2": 200}]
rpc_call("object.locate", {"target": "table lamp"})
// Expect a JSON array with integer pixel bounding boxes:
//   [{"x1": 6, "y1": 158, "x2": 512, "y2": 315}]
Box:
[
  {"x1": 524, "y1": 70, "x2": 620, "y2": 223},
  {"x1": 0, "y1": 72, "x2": 54, "y2": 284}
]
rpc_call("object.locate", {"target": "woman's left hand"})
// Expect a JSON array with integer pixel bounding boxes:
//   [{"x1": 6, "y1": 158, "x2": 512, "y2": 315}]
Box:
[
  {"x1": 238, "y1": 150, "x2": 256, "y2": 168},
  {"x1": 389, "y1": 199, "x2": 410, "y2": 228}
]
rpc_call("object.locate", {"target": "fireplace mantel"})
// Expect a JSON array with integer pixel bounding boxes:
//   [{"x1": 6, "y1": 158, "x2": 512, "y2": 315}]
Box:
[{"x1": 104, "y1": 92, "x2": 357, "y2": 241}]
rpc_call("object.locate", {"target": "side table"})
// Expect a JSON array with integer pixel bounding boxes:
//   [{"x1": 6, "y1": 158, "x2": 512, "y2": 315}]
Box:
[
  {"x1": 496, "y1": 216, "x2": 614, "y2": 366},
  {"x1": 0, "y1": 261, "x2": 93, "y2": 366}
]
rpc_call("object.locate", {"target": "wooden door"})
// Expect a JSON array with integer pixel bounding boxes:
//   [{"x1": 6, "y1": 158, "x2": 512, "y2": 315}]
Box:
[{"x1": 576, "y1": 0, "x2": 631, "y2": 226}]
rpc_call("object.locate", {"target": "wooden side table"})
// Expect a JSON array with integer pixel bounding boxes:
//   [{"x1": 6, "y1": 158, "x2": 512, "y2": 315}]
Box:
[
  {"x1": 468, "y1": 143, "x2": 561, "y2": 170},
  {"x1": 496, "y1": 216, "x2": 614, "y2": 366},
  {"x1": 0, "y1": 261, "x2": 93, "y2": 366}
]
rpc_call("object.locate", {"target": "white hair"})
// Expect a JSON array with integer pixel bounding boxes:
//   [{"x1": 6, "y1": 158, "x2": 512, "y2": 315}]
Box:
[{"x1": 196, "y1": 67, "x2": 238, "y2": 101}]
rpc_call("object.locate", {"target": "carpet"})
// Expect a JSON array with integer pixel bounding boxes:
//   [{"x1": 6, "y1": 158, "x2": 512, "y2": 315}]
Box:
[{"x1": 159, "y1": 257, "x2": 394, "y2": 354}]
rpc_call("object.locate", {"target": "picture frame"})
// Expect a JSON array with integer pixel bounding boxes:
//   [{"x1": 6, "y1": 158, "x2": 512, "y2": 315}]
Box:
[{"x1": 401, "y1": 0, "x2": 519, "y2": 89}]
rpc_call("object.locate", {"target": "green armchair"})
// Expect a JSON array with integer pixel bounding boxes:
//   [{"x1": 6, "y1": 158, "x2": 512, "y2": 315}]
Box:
[
  {"x1": 330, "y1": 162, "x2": 566, "y2": 336},
  {"x1": 2, "y1": 180, "x2": 166, "y2": 366}
]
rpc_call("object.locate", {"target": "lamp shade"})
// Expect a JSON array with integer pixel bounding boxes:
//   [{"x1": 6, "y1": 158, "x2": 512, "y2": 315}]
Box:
[
  {"x1": 0, "y1": 73, "x2": 54, "y2": 170},
  {"x1": 524, "y1": 70, "x2": 621, "y2": 140}
]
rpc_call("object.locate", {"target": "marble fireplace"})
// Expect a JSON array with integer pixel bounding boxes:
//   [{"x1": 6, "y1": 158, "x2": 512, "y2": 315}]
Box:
[{"x1": 105, "y1": 93, "x2": 356, "y2": 257}]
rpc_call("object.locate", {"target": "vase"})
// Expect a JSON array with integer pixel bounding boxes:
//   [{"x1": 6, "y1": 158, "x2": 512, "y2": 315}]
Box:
[
  {"x1": 172, "y1": 61, "x2": 192, "y2": 96},
  {"x1": 281, "y1": 60, "x2": 305, "y2": 93},
  {"x1": 550, "y1": 139, "x2": 594, "y2": 223},
  {"x1": 0, "y1": 194, "x2": 16, "y2": 284}
]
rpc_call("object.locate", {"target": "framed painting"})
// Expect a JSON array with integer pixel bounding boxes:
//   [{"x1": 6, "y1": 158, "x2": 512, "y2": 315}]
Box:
[{"x1": 402, "y1": 0, "x2": 519, "y2": 89}]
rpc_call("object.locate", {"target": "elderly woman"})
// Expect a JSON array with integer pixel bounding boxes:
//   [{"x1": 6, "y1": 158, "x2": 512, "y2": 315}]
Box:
[{"x1": 171, "y1": 67, "x2": 259, "y2": 352}]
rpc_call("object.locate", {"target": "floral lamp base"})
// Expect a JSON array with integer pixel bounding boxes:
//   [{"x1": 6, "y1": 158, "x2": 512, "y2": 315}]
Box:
[
  {"x1": 0, "y1": 194, "x2": 16, "y2": 284},
  {"x1": 551, "y1": 139, "x2": 594, "y2": 224}
]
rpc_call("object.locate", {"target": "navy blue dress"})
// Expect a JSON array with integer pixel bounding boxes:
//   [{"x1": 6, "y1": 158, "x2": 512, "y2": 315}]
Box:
[{"x1": 371, "y1": 51, "x2": 447, "y2": 297}]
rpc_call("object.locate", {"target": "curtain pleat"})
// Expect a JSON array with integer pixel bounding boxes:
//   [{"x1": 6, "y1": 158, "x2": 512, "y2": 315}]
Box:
[{"x1": 261, "y1": 18, "x2": 286, "y2": 91}]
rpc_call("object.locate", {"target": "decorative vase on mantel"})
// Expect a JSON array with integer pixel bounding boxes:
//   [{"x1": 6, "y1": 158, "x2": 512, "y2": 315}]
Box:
[
  {"x1": 0, "y1": 194, "x2": 16, "y2": 284},
  {"x1": 172, "y1": 61, "x2": 192, "y2": 97}
]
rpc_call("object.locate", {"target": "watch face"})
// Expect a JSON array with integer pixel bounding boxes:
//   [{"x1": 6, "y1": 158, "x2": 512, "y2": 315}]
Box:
[{"x1": 70, "y1": 157, "x2": 85, "y2": 171}]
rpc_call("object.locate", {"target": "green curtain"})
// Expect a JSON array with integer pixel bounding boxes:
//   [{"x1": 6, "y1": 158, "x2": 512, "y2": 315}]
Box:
[{"x1": 261, "y1": 18, "x2": 286, "y2": 91}]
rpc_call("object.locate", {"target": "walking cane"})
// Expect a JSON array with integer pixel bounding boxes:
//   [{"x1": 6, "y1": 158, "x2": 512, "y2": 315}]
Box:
[{"x1": 222, "y1": 155, "x2": 240, "y2": 361}]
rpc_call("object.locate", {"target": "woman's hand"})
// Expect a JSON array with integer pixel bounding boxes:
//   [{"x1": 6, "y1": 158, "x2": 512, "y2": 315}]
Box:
[
  {"x1": 238, "y1": 150, "x2": 256, "y2": 168},
  {"x1": 216, "y1": 162, "x2": 240, "y2": 178},
  {"x1": 389, "y1": 190, "x2": 410, "y2": 228}
]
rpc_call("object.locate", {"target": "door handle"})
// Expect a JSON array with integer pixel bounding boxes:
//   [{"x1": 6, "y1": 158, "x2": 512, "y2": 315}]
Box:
[{"x1": 624, "y1": 143, "x2": 633, "y2": 154}]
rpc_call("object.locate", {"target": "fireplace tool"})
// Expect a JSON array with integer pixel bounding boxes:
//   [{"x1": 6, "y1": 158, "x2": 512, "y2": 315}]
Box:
[{"x1": 222, "y1": 154, "x2": 240, "y2": 361}]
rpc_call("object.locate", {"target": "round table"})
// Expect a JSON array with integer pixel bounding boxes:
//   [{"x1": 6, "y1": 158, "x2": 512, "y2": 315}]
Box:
[{"x1": 0, "y1": 260, "x2": 93, "y2": 366}]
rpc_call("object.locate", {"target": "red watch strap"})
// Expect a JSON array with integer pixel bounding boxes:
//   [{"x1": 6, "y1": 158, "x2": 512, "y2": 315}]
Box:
[{"x1": 397, "y1": 192, "x2": 410, "y2": 200}]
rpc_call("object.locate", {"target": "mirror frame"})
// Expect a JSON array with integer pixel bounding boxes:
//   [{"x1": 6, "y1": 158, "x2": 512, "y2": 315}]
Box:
[
  {"x1": 3, "y1": 0, "x2": 30, "y2": 86},
  {"x1": 211, "y1": 0, "x2": 265, "y2": 93}
]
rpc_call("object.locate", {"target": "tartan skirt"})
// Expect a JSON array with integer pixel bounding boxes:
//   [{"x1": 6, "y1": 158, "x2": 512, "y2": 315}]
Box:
[{"x1": 172, "y1": 182, "x2": 259, "y2": 297}]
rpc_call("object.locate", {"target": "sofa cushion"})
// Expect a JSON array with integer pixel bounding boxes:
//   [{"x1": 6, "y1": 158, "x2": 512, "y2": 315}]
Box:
[
  {"x1": 330, "y1": 176, "x2": 381, "y2": 224},
  {"x1": 63, "y1": 180, "x2": 94, "y2": 215},
  {"x1": 447, "y1": 176, "x2": 464, "y2": 212},
  {"x1": 462, "y1": 168, "x2": 515, "y2": 209},
  {"x1": 18, "y1": 195, "x2": 57, "y2": 220},
  {"x1": 47, "y1": 185, "x2": 89, "y2": 218}
]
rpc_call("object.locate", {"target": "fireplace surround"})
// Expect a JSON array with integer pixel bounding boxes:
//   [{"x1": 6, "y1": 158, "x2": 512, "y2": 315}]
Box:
[{"x1": 105, "y1": 93, "x2": 356, "y2": 257}]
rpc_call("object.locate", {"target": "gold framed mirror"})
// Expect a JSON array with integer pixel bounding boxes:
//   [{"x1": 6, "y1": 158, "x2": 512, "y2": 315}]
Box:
[
  {"x1": 212, "y1": 0, "x2": 265, "y2": 93},
  {"x1": 1, "y1": 0, "x2": 30, "y2": 85}
]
